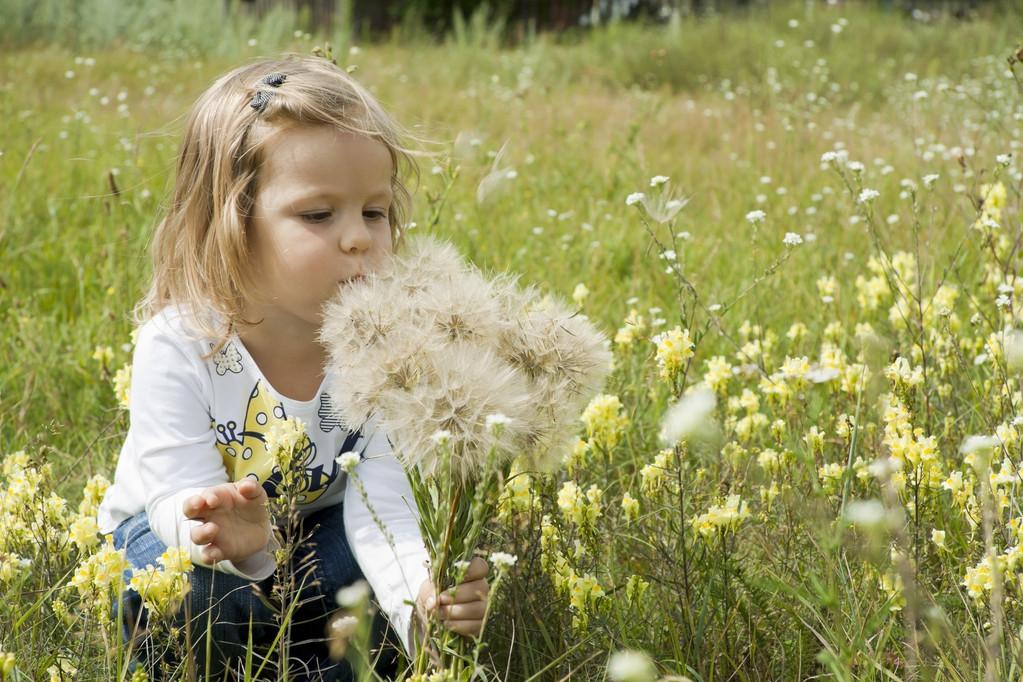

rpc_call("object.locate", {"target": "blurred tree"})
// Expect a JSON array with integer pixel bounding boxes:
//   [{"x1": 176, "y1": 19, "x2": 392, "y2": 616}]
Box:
[{"x1": 234, "y1": 0, "x2": 1009, "y2": 42}]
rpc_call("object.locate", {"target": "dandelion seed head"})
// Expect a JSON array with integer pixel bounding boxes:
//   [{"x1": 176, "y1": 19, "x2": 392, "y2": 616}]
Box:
[
  {"x1": 844, "y1": 499, "x2": 886, "y2": 527},
  {"x1": 640, "y1": 190, "x2": 689, "y2": 223},
  {"x1": 379, "y1": 344, "x2": 533, "y2": 478},
  {"x1": 321, "y1": 234, "x2": 610, "y2": 479},
  {"x1": 660, "y1": 386, "x2": 718, "y2": 446},
  {"x1": 607, "y1": 649, "x2": 656, "y2": 682},
  {"x1": 335, "y1": 579, "x2": 370, "y2": 607}
]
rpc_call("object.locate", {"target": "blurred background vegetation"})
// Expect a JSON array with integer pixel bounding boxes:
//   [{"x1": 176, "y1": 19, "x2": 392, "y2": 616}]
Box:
[{"x1": 1, "y1": 0, "x2": 1017, "y2": 55}]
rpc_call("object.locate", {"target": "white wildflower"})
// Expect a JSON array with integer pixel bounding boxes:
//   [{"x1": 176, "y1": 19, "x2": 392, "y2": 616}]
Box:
[
  {"x1": 626, "y1": 192, "x2": 645, "y2": 206},
  {"x1": 485, "y1": 413, "x2": 513, "y2": 432},
  {"x1": 489, "y1": 551, "x2": 518, "y2": 569},
  {"x1": 858, "y1": 189, "x2": 880, "y2": 204},
  {"x1": 336, "y1": 451, "x2": 361, "y2": 473}
]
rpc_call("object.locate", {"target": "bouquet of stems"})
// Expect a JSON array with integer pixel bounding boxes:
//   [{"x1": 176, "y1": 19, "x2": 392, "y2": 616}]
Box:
[{"x1": 319, "y1": 235, "x2": 610, "y2": 678}]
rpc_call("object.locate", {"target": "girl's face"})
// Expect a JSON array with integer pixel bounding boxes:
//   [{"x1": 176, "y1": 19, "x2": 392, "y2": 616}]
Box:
[{"x1": 247, "y1": 124, "x2": 394, "y2": 329}]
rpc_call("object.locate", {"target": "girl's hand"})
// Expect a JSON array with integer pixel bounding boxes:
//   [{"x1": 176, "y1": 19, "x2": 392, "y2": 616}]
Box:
[
  {"x1": 183, "y1": 479, "x2": 272, "y2": 565},
  {"x1": 415, "y1": 557, "x2": 491, "y2": 638}
]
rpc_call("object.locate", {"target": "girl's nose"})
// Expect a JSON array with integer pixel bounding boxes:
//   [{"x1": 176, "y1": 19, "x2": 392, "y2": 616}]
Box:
[{"x1": 338, "y1": 217, "x2": 373, "y2": 253}]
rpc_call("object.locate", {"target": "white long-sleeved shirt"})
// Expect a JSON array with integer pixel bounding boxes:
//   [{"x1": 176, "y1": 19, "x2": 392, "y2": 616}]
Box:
[{"x1": 96, "y1": 304, "x2": 430, "y2": 655}]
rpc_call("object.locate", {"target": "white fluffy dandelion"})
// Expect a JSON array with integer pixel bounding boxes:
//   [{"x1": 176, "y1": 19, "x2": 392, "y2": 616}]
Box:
[
  {"x1": 335, "y1": 579, "x2": 370, "y2": 607},
  {"x1": 659, "y1": 386, "x2": 718, "y2": 446},
  {"x1": 476, "y1": 140, "x2": 515, "y2": 205},
  {"x1": 960, "y1": 435, "x2": 998, "y2": 455},
  {"x1": 607, "y1": 649, "x2": 657, "y2": 682},
  {"x1": 319, "y1": 235, "x2": 611, "y2": 480},
  {"x1": 640, "y1": 190, "x2": 690, "y2": 224}
]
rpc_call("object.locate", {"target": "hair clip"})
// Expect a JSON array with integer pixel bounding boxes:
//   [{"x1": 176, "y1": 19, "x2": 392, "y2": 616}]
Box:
[
  {"x1": 249, "y1": 72, "x2": 287, "y2": 112},
  {"x1": 249, "y1": 90, "x2": 273, "y2": 112},
  {"x1": 260, "y1": 72, "x2": 287, "y2": 87}
]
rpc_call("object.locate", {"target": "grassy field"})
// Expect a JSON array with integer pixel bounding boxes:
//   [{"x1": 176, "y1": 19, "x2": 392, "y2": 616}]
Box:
[{"x1": 1, "y1": 1, "x2": 1022, "y2": 679}]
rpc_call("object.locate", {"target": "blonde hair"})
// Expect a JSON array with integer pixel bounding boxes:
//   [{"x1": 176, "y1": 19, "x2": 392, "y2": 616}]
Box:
[{"x1": 135, "y1": 53, "x2": 434, "y2": 355}]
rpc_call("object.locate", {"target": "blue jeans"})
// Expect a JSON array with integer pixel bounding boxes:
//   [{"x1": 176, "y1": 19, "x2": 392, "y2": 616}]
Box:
[{"x1": 110, "y1": 502, "x2": 400, "y2": 681}]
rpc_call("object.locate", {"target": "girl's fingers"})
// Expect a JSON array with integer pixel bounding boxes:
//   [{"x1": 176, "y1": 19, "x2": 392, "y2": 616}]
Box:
[
  {"x1": 438, "y1": 601, "x2": 485, "y2": 622},
  {"x1": 238, "y1": 479, "x2": 263, "y2": 499},
  {"x1": 444, "y1": 578, "x2": 489, "y2": 604},
  {"x1": 441, "y1": 619, "x2": 482, "y2": 638},
  {"x1": 202, "y1": 544, "x2": 223, "y2": 562},
  {"x1": 190, "y1": 521, "x2": 219, "y2": 544},
  {"x1": 462, "y1": 557, "x2": 489, "y2": 582},
  {"x1": 183, "y1": 495, "x2": 206, "y2": 517}
]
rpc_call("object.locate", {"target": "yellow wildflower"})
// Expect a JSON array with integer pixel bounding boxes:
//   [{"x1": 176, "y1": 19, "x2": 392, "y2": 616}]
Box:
[
  {"x1": 879, "y1": 570, "x2": 905, "y2": 612},
  {"x1": 572, "y1": 283, "x2": 589, "y2": 306},
  {"x1": 624, "y1": 574, "x2": 649, "y2": 605},
  {"x1": 567, "y1": 571, "x2": 604, "y2": 630},
  {"x1": 692, "y1": 494, "x2": 750, "y2": 539},
  {"x1": 803, "y1": 426, "x2": 825, "y2": 456},
  {"x1": 581, "y1": 394, "x2": 629, "y2": 450},
  {"x1": 703, "y1": 355, "x2": 732, "y2": 394},
  {"x1": 963, "y1": 553, "x2": 1001, "y2": 602},
  {"x1": 92, "y1": 345, "x2": 114, "y2": 366},
  {"x1": 557, "y1": 481, "x2": 601, "y2": 530},
  {"x1": 816, "y1": 275, "x2": 837, "y2": 303},
  {"x1": 621, "y1": 492, "x2": 639, "y2": 523},
  {"x1": 498, "y1": 465, "x2": 535, "y2": 521},
  {"x1": 652, "y1": 326, "x2": 695, "y2": 383},
  {"x1": 113, "y1": 363, "x2": 132, "y2": 409},
  {"x1": 69, "y1": 514, "x2": 101, "y2": 551},
  {"x1": 817, "y1": 462, "x2": 845, "y2": 493},
  {"x1": 564, "y1": 438, "x2": 590, "y2": 477},
  {"x1": 264, "y1": 416, "x2": 309, "y2": 471},
  {"x1": 129, "y1": 547, "x2": 194, "y2": 618},
  {"x1": 614, "y1": 309, "x2": 647, "y2": 347}
]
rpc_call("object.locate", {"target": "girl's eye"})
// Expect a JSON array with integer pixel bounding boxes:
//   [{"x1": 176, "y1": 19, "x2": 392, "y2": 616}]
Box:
[
  {"x1": 301, "y1": 212, "x2": 332, "y2": 223},
  {"x1": 365, "y1": 210, "x2": 388, "y2": 222}
]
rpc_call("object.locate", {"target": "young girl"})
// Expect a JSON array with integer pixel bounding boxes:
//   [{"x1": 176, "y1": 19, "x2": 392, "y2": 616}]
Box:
[{"x1": 96, "y1": 54, "x2": 491, "y2": 680}]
